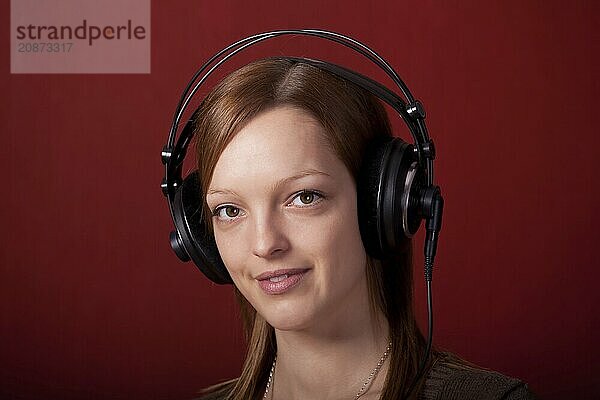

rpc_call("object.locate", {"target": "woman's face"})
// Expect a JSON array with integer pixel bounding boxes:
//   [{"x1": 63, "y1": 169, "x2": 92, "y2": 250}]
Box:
[{"x1": 206, "y1": 105, "x2": 368, "y2": 331}]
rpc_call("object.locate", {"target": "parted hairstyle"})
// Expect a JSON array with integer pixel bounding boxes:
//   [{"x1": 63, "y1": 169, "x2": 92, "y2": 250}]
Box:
[{"x1": 192, "y1": 57, "x2": 436, "y2": 400}]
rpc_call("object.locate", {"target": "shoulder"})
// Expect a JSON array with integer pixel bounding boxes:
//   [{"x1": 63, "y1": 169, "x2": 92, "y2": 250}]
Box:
[{"x1": 419, "y1": 354, "x2": 536, "y2": 400}]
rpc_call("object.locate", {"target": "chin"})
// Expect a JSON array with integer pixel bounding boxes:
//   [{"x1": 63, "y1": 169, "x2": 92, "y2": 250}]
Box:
[
  {"x1": 254, "y1": 297, "x2": 316, "y2": 332},
  {"x1": 264, "y1": 311, "x2": 313, "y2": 332}
]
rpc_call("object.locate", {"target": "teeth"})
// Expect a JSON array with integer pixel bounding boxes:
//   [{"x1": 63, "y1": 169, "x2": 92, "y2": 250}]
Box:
[{"x1": 269, "y1": 274, "x2": 288, "y2": 283}]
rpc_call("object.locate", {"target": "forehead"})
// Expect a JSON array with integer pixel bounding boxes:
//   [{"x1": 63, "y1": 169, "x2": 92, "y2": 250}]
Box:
[{"x1": 209, "y1": 106, "x2": 345, "y2": 189}]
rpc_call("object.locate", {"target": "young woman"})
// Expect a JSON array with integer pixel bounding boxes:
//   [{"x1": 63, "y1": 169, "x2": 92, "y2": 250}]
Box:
[{"x1": 188, "y1": 57, "x2": 534, "y2": 400}]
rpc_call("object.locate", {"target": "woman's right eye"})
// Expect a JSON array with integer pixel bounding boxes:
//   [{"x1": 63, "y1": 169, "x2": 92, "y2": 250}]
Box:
[{"x1": 213, "y1": 205, "x2": 243, "y2": 221}]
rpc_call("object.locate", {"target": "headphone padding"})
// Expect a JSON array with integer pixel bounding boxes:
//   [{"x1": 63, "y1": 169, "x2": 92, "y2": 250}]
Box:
[
  {"x1": 380, "y1": 138, "x2": 414, "y2": 254},
  {"x1": 172, "y1": 171, "x2": 233, "y2": 284},
  {"x1": 357, "y1": 136, "x2": 393, "y2": 258}
]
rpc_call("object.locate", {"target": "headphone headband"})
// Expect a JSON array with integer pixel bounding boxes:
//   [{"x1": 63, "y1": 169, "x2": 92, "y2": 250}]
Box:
[
  {"x1": 169, "y1": 29, "x2": 421, "y2": 143},
  {"x1": 162, "y1": 30, "x2": 436, "y2": 209}
]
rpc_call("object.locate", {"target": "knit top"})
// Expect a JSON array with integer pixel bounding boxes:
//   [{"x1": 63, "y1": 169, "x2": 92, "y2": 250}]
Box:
[
  {"x1": 418, "y1": 355, "x2": 534, "y2": 399},
  {"x1": 196, "y1": 354, "x2": 535, "y2": 400}
]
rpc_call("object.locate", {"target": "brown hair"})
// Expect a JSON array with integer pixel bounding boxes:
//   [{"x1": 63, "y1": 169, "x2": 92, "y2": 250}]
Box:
[{"x1": 193, "y1": 57, "x2": 433, "y2": 399}]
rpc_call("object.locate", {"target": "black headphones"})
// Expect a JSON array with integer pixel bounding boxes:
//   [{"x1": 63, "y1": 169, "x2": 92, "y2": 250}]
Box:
[{"x1": 160, "y1": 29, "x2": 443, "y2": 286}]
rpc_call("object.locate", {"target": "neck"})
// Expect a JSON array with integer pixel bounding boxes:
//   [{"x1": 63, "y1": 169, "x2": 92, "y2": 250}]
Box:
[{"x1": 270, "y1": 278, "x2": 390, "y2": 400}]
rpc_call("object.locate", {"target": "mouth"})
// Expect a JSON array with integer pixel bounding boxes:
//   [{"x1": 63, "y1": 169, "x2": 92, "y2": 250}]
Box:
[{"x1": 255, "y1": 268, "x2": 310, "y2": 295}]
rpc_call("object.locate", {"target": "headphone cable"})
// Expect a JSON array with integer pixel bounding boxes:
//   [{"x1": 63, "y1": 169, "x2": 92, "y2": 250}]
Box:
[{"x1": 404, "y1": 188, "x2": 443, "y2": 399}]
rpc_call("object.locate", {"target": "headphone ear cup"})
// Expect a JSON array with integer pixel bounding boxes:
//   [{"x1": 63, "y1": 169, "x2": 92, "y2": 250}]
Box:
[
  {"x1": 171, "y1": 171, "x2": 233, "y2": 284},
  {"x1": 358, "y1": 136, "x2": 423, "y2": 258},
  {"x1": 380, "y1": 138, "x2": 424, "y2": 253}
]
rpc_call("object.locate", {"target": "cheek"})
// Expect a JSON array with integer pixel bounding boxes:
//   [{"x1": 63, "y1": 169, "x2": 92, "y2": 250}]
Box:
[
  {"x1": 213, "y1": 229, "x2": 248, "y2": 278},
  {"x1": 304, "y1": 205, "x2": 367, "y2": 274}
]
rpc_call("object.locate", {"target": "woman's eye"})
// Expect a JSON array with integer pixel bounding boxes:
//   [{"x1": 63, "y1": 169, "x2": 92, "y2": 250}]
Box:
[
  {"x1": 213, "y1": 205, "x2": 242, "y2": 220},
  {"x1": 289, "y1": 191, "x2": 323, "y2": 207}
]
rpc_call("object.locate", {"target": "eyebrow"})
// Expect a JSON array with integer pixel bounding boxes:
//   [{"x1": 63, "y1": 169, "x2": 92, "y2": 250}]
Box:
[{"x1": 207, "y1": 169, "x2": 331, "y2": 197}]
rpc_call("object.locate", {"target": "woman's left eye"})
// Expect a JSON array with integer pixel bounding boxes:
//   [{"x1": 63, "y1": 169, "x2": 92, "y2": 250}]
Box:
[{"x1": 288, "y1": 190, "x2": 324, "y2": 207}]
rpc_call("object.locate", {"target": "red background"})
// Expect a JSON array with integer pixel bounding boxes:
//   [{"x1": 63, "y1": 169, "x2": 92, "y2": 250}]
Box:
[{"x1": 1, "y1": 1, "x2": 598, "y2": 399}]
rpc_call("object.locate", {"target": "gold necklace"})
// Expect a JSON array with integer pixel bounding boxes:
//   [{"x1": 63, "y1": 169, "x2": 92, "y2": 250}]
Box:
[{"x1": 263, "y1": 340, "x2": 392, "y2": 399}]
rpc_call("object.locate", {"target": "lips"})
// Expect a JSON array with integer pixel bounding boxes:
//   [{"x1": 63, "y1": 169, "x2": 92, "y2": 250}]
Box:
[{"x1": 256, "y1": 268, "x2": 309, "y2": 295}]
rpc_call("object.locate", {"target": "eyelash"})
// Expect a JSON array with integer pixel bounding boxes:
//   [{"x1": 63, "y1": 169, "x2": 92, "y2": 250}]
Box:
[
  {"x1": 211, "y1": 205, "x2": 244, "y2": 222},
  {"x1": 287, "y1": 189, "x2": 325, "y2": 208},
  {"x1": 211, "y1": 190, "x2": 325, "y2": 223}
]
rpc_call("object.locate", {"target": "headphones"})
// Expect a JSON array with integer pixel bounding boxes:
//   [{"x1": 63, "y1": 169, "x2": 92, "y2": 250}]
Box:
[{"x1": 160, "y1": 29, "x2": 443, "y2": 286}]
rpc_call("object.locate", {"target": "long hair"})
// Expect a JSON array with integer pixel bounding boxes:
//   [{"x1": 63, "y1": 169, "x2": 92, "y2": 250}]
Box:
[{"x1": 193, "y1": 57, "x2": 433, "y2": 399}]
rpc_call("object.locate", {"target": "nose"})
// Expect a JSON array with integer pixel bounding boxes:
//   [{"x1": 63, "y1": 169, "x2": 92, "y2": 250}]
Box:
[{"x1": 251, "y1": 211, "x2": 290, "y2": 259}]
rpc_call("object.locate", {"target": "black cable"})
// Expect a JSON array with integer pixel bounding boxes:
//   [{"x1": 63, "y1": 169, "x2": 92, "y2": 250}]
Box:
[
  {"x1": 404, "y1": 188, "x2": 443, "y2": 398},
  {"x1": 404, "y1": 268, "x2": 433, "y2": 399}
]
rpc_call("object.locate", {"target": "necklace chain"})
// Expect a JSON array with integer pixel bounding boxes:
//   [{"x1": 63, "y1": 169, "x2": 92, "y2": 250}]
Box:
[{"x1": 263, "y1": 340, "x2": 392, "y2": 399}]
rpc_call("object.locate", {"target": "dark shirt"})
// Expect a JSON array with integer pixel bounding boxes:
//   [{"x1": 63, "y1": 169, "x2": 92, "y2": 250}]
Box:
[
  {"x1": 418, "y1": 355, "x2": 535, "y2": 400},
  {"x1": 196, "y1": 355, "x2": 535, "y2": 400}
]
